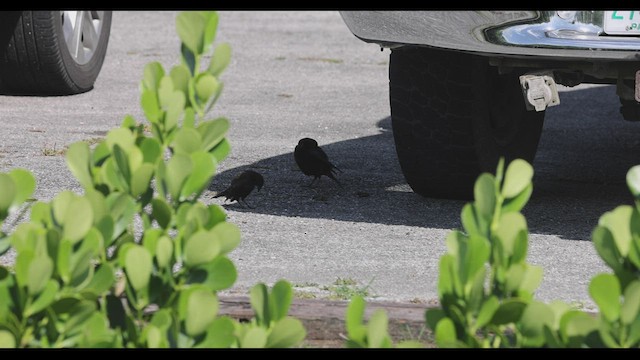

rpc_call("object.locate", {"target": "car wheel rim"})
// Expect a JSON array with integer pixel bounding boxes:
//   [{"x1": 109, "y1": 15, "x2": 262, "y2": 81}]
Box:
[{"x1": 61, "y1": 11, "x2": 105, "y2": 65}]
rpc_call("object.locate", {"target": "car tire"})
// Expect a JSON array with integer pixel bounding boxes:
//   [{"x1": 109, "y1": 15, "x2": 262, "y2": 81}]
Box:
[
  {"x1": 0, "y1": 11, "x2": 112, "y2": 95},
  {"x1": 389, "y1": 46, "x2": 545, "y2": 200}
]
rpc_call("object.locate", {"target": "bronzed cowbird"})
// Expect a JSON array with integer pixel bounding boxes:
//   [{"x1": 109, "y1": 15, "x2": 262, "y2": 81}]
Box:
[
  {"x1": 294, "y1": 137, "x2": 340, "y2": 186},
  {"x1": 213, "y1": 170, "x2": 264, "y2": 208}
]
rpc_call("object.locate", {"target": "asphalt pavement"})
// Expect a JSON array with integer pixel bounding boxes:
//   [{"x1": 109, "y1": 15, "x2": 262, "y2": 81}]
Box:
[{"x1": 2, "y1": 11, "x2": 639, "y2": 309}]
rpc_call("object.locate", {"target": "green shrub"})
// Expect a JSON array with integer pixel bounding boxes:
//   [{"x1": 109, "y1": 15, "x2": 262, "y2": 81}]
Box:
[
  {"x1": 345, "y1": 160, "x2": 640, "y2": 348},
  {"x1": 0, "y1": 11, "x2": 305, "y2": 348}
]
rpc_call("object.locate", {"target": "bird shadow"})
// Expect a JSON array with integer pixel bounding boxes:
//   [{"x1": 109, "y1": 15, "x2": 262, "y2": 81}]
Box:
[{"x1": 209, "y1": 85, "x2": 640, "y2": 241}]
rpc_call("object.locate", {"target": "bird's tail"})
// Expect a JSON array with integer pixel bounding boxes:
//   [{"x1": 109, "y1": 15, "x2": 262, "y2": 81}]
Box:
[{"x1": 213, "y1": 190, "x2": 228, "y2": 198}]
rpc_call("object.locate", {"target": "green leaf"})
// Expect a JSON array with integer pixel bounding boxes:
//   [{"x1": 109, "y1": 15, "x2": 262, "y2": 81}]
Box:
[
  {"x1": 560, "y1": 310, "x2": 599, "y2": 346},
  {"x1": 105, "y1": 127, "x2": 136, "y2": 152},
  {"x1": 158, "y1": 76, "x2": 175, "y2": 109},
  {"x1": 155, "y1": 236, "x2": 173, "y2": 269},
  {"x1": 140, "y1": 138, "x2": 162, "y2": 164},
  {"x1": 475, "y1": 296, "x2": 499, "y2": 330},
  {"x1": 183, "y1": 107, "x2": 196, "y2": 128},
  {"x1": 51, "y1": 191, "x2": 73, "y2": 225},
  {"x1": 502, "y1": 183, "x2": 533, "y2": 214},
  {"x1": 207, "y1": 204, "x2": 227, "y2": 227},
  {"x1": 151, "y1": 197, "x2": 172, "y2": 229},
  {"x1": 170, "y1": 64, "x2": 191, "y2": 98},
  {"x1": 57, "y1": 239, "x2": 72, "y2": 283},
  {"x1": 460, "y1": 204, "x2": 482, "y2": 237},
  {"x1": 346, "y1": 296, "x2": 367, "y2": 342},
  {"x1": 367, "y1": 310, "x2": 391, "y2": 348},
  {"x1": 589, "y1": 273, "x2": 621, "y2": 322},
  {"x1": 27, "y1": 254, "x2": 53, "y2": 295},
  {"x1": 172, "y1": 127, "x2": 202, "y2": 155},
  {"x1": 141, "y1": 89, "x2": 161, "y2": 123},
  {"x1": 181, "y1": 44, "x2": 196, "y2": 76},
  {"x1": 434, "y1": 317, "x2": 458, "y2": 348},
  {"x1": 495, "y1": 212, "x2": 527, "y2": 256},
  {"x1": 474, "y1": 173, "x2": 496, "y2": 220},
  {"x1": 627, "y1": 315, "x2": 640, "y2": 346},
  {"x1": 547, "y1": 300, "x2": 571, "y2": 329},
  {"x1": 164, "y1": 90, "x2": 186, "y2": 131},
  {"x1": 599, "y1": 206, "x2": 633, "y2": 257},
  {"x1": 519, "y1": 265, "x2": 543, "y2": 297},
  {"x1": 208, "y1": 42, "x2": 231, "y2": 76},
  {"x1": 460, "y1": 235, "x2": 490, "y2": 286},
  {"x1": 438, "y1": 254, "x2": 461, "y2": 298},
  {"x1": 60, "y1": 299, "x2": 97, "y2": 336},
  {"x1": 518, "y1": 301, "x2": 555, "y2": 347},
  {"x1": 9, "y1": 169, "x2": 35, "y2": 208},
  {"x1": 29, "y1": 201, "x2": 51, "y2": 225},
  {"x1": 622, "y1": 280, "x2": 640, "y2": 325},
  {"x1": 66, "y1": 142, "x2": 93, "y2": 188},
  {"x1": 491, "y1": 299, "x2": 528, "y2": 325},
  {"x1": 630, "y1": 210, "x2": 640, "y2": 269},
  {"x1": 502, "y1": 159, "x2": 533, "y2": 199},
  {"x1": 512, "y1": 227, "x2": 529, "y2": 264},
  {"x1": 0, "y1": 237, "x2": 10, "y2": 257},
  {"x1": 266, "y1": 317, "x2": 306, "y2": 348},
  {"x1": 150, "y1": 309, "x2": 173, "y2": 331},
  {"x1": 185, "y1": 288, "x2": 218, "y2": 336},
  {"x1": 198, "y1": 117, "x2": 229, "y2": 152},
  {"x1": 142, "y1": 61, "x2": 165, "y2": 91},
  {"x1": 92, "y1": 141, "x2": 110, "y2": 166},
  {"x1": 211, "y1": 138, "x2": 231, "y2": 163},
  {"x1": 201, "y1": 12, "x2": 219, "y2": 54},
  {"x1": 270, "y1": 280, "x2": 293, "y2": 322},
  {"x1": 627, "y1": 165, "x2": 640, "y2": 199},
  {"x1": 85, "y1": 189, "x2": 107, "y2": 223},
  {"x1": 184, "y1": 230, "x2": 220, "y2": 267},
  {"x1": 181, "y1": 152, "x2": 216, "y2": 199},
  {"x1": 0, "y1": 330, "x2": 15, "y2": 348},
  {"x1": 197, "y1": 317, "x2": 237, "y2": 348},
  {"x1": 190, "y1": 256, "x2": 236, "y2": 291},
  {"x1": 131, "y1": 164, "x2": 154, "y2": 197},
  {"x1": 0, "y1": 174, "x2": 16, "y2": 216},
  {"x1": 107, "y1": 193, "x2": 137, "y2": 241},
  {"x1": 251, "y1": 283, "x2": 270, "y2": 326},
  {"x1": 125, "y1": 246, "x2": 152, "y2": 291},
  {"x1": 205, "y1": 82, "x2": 225, "y2": 114},
  {"x1": 176, "y1": 11, "x2": 207, "y2": 55},
  {"x1": 593, "y1": 226, "x2": 623, "y2": 272},
  {"x1": 213, "y1": 222, "x2": 241, "y2": 255},
  {"x1": 165, "y1": 154, "x2": 193, "y2": 201},
  {"x1": 24, "y1": 280, "x2": 59, "y2": 316},
  {"x1": 195, "y1": 73, "x2": 219, "y2": 103},
  {"x1": 83, "y1": 263, "x2": 115, "y2": 297},
  {"x1": 61, "y1": 196, "x2": 94, "y2": 244},
  {"x1": 240, "y1": 327, "x2": 268, "y2": 348},
  {"x1": 143, "y1": 325, "x2": 166, "y2": 348},
  {"x1": 425, "y1": 308, "x2": 446, "y2": 332}
]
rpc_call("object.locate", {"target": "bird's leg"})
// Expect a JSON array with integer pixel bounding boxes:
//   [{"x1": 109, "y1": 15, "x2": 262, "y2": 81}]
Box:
[
  {"x1": 308, "y1": 177, "x2": 318, "y2": 187},
  {"x1": 241, "y1": 199, "x2": 255, "y2": 209}
]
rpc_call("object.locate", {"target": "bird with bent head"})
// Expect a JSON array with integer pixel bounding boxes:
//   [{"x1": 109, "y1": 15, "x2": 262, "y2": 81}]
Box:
[
  {"x1": 294, "y1": 137, "x2": 341, "y2": 186},
  {"x1": 213, "y1": 170, "x2": 264, "y2": 208}
]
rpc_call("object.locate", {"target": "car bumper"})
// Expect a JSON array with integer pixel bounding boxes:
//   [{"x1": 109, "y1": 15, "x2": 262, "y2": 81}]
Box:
[{"x1": 340, "y1": 11, "x2": 640, "y2": 62}]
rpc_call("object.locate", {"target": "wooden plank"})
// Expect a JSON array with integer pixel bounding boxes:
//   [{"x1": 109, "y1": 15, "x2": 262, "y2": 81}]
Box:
[{"x1": 218, "y1": 296, "x2": 437, "y2": 346}]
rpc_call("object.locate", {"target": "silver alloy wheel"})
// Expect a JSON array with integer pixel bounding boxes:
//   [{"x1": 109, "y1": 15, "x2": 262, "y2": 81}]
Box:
[{"x1": 61, "y1": 11, "x2": 105, "y2": 65}]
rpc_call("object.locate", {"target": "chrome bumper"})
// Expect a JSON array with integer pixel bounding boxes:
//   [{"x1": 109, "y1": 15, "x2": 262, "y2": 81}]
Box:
[{"x1": 340, "y1": 11, "x2": 640, "y2": 61}]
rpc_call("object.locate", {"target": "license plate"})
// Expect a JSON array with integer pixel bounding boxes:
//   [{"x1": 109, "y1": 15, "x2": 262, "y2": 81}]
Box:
[{"x1": 604, "y1": 11, "x2": 640, "y2": 35}]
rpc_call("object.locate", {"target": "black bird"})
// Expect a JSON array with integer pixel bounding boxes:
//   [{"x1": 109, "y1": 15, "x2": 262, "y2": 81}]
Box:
[
  {"x1": 294, "y1": 138, "x2": 341, "y2": 186},
  {"x1": 213, "y1": 170, "x2": 264, "y2": 208}
]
